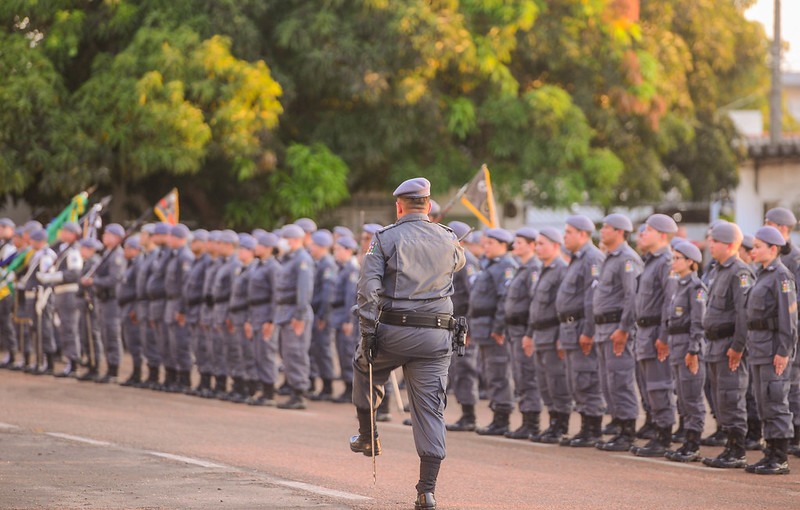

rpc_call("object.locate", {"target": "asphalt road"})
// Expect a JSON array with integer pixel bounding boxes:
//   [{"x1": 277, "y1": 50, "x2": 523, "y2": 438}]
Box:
[{"x1": 1, "y1": 369, "x2": 800, "y2": 510}]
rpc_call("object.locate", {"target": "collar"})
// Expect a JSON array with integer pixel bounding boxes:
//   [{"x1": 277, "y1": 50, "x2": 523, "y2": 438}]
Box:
[
  {"x1": 607, "y1": 242, "x2": 629, "y2": 257},
  {"x1": 719, "y1": 254, "x2": 738, "y2": 268},
  {"x1": 397, "y1": 213, "x2": 429, "y2": 225}
]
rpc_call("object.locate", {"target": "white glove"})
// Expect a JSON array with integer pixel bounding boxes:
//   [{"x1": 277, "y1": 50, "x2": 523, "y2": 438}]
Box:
[{"x1": 36, "y1": 271, "x2": 64, "y2": 285}]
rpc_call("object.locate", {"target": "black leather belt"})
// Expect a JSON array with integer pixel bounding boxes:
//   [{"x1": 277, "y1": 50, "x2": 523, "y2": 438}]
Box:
[
  {"x1": 532, "y1": 317, "x2": 560, "y2": 331},
  {"x1": 167, "y1": 294, "x2": 181, "y2": 300},
  {"x1": 276, "y1": 298, "x2": 296, "y2": 305},
  {"x1": 378, "y1": 310, "x2": 456, "y2": 330},
  {"x1": 248, "y1": 297, "x2": 271, "y2": 307},
  {"x1": 594, "y1": 310, "x2": 622, "y2": 325},
  {"x1": 213, "y1": 294, "x2": 231, "y2": 304},
  {"x1": 229, "y1": 303, "x2": 248, "y2": 313},
  {"x1": 118, "y1": 296, "x2": 136, "y2": 307},
  {"x1": 506, "y1": 314, "x2": 529, "y2": 326},
  {"x1": 667, "y1": 323, "x2": 690, "y2": 335},
  {"x1": 636, "y1": 316, "x2": 661, "y2": 328},
  {"x1": 148, "y1": 291, "x2": 166, "y2": 300},
  {"x1": 558, "y1": 310, "x2": 584, "y2": 323},
  {"x1": 747, "y1": 317, "x2": 778, "y2": 331},
  {"x1": 705, "y1": 324, "x2": 735, "y2": 341},
  {"x1": 187, "y1": 297, "x2": 204, "y2": 307},
  {"x1": 331, "y1": 300, "x2": 345, "y2": 308}
]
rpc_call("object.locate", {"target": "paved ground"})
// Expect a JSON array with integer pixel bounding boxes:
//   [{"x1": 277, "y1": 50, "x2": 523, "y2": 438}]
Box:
[{"x1": 1, "y1": 368, "x2": 800, "y2": 509}]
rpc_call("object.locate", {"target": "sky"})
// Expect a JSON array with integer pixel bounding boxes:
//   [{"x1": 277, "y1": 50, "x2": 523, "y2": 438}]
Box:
[{"x1": 746, "y1": 0, "x2": 800, "y2": 71}]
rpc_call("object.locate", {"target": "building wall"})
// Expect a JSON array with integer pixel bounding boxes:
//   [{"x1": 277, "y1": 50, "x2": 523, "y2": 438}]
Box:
[{"x1": 735, "y1": 158, "x2": 800, "y2": 239}]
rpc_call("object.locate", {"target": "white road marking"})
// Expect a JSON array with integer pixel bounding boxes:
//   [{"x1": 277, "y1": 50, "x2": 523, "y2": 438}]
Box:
[
  {"x1": 46, "y1": 432, "x2": 113, "y2": 447},
  {"x1": 262, "y1": 477, "x2": 372, "y2": 501},
  {"x1": 145, "y1": 451, "x2": 228, "y2": 469},
  {"x1": 612, "y1": 454, "x2": 707, "y2": 470},
  {"x1": 0, "y1": 422, "x2": 19, "y2": 430}
]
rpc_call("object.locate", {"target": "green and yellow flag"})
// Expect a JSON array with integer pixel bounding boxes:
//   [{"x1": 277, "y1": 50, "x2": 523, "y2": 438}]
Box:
[
  {"x1": 460, "y1": 165, "x2": 498, "y2": 229},
  {"x1": 46, "y1": 191, "x2": 89, "y2": 243}
]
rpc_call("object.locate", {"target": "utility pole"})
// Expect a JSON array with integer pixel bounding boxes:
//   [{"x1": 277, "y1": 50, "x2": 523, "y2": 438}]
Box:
[{"x1": 770, "y1": 0, "x2": 782, "y2": 145}]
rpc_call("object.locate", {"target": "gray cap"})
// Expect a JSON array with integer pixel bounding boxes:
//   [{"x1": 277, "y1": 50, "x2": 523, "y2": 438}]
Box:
[
  {"x1": 485, "y1": 228, "x2": 514, "y2": 245},
  {"x1": 256, "y1": 232, "x2": 279, "y2": 248},
  {"x1": 311, "y1": 230, "x2": 334, "y2": 248},
  {"x1": 13, "y1": 227, "x2": 23, "y2": 237},
  {"x1": 710, "y1": 221, "x2": 741, "y2": 244},
  {"x1": 219, "y1": 229, "x2": 239, "y2": 245},
  {"x1": 646, "y1": 213, "x2": 678, "y2": 234},
  {"x1": 208, "y1": 230, "x2": 221, "y2": 243},
  {"x1": 765, "y1": 207, "x2": 797, "y2": 227},
  {"x1": 238, "y1": 233, "x2": 257, "y2": 251},
  {"x1": 30, "y1": 228, "x2": 48, "y2": 242},
  {"x1": 281, "y1": 224, "x2": 305, "y2": 239},
  {"x1": 62, "y1": 221, "x2": 81, "y2": 235},
  {"x1": 153, "y1": 222, "x2": 171, "y2": 236},
  {"x1": 294, "y1": 218, "x2": 317, "y2": 234},
  {"x1": 363, "y1": 223, "x2": 383, "y2": 235},
  {"x1": 124, "y1": 236, "x2": 141, "y2": 250},
  {"x1": 170, "y1": 224, "x2": 190, "y2": 239},
  {"x1": 669, "y1": 237, "x2": 683, "y2": 248},
  {"x1": 336, "y1": 236, "x2": 358, "y2": 251},
  {"x1": 741, "y1": 234, "x2": 754, "y2": 250},
  {"x1": 707, "y1": 219, "x2": 724, "y2": 233},
  {"x1": 141, "y1": 223, "x2": 156, "y2": 234},
  {"x1": 105, "y1": 223, "x2": 125, "y2": 238},
  {"x1": 430, "y1": 199, "x2": 441, "y2": 216},
  {"x1": 251, "y1": 228, "x2": 268, "y2": 238},
  {"x1": 333, "y1": 226, "x2": 354, "y2": 238},
  {"x1": 539, "y1": 227, "x2": 564, "y2": 245},
  {"x1": 24, "y1": 220, "x2": 43, "y2": 233},
  {"x1": 467, "y1": 231, "x2": 483, "y2": 244},
  {"x1": 603, "y1": 213, "x2": 633, "y2": 232},
  {"x1": 79, "y1": 238, "x2": 103, "y2": 250},
  {"x1": 515, "y1": 227, "x2": 539, "y2": 242},
  {"x1": 565, "y1": 215, "x2": 595, "y2": 233},
  {"x1": 393, "y1": 177, "x2": 431, "y2": 198},
  {"x1": 674, "y1": 241, "x2": 703, "y2": 264},
  {"x1": 192, "y1": 229, "x2": 209, "y2": 242},
  {"x1": 755, "y1": 225, "x2": 786, "y2": 247},
  {"x1": 448, "y1": 221, "x2": 471, "y2": 240},
  {"x1": 0, "y1": 218, "x2": 15, "y2": 228}
]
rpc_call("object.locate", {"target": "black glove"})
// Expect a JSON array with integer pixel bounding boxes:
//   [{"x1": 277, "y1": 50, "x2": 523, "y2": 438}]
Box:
[{"x1": 361, "y1": 333, "x2": 377, "y2": 363}]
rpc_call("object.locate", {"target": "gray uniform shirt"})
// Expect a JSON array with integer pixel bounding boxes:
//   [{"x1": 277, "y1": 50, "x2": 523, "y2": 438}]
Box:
[
  {"x1": 135, "y1": 249, "x2": 155, "y2": 322},
  {"x1": 274, "y1": 248, "x2": 314, "y2": 326},
  {"x1": 247, "y1": 256, "x2": 279, "y2": 326},
  {"x1": 330, "y1": 257, "x2": 359, "y2": 330},
  {"x1": 702, "y1": 254, "x2": 754, "y2": 362},
  {"x1": 468, "y1": 252, "x2": 518, "y2": 343},
  {"x1": 92, "y1": 246, "x2": 125, "y2": 301},
  {"x1": 528, "y1": 256, "x2": 567, "y2": 348},
  {"x1": 200, "y1": 257, "x2": 221, "y2": 327},
  {"x1": 183, "y1": 253, "x2": 210, "y2": 324},
  {"x1": 146, "y1": 246, "x2": 170, "y2": 320},
  {"x1": 164, "y1": 245, "x2": 194, "y2": 321},
  {"x1": 117, "y1": 254, "x2": 139, "y2": 315},
  {"x1": 311, "y1": 254, "x2": 337, "y2": 325},
  {"x1": 634, "y1": 245, "x2": 672, "y2": 359},
  {"x1": 746, "y1": 258, "x2": 798, "y2": 365},
  {"x1": 555, "y1": 242, "x2": 604, "y2": 344},
  {"x1": 592, "y1": 242, "x2": 642, "y2": 336},
  {"x1": 666, "y1": 273, "x2": 707, "y2": 362},
  {"x1": 504, "y1": 256, "x2": 540, "y2": 328},
  {"x1": 212, "y1": 254, "x2": 240, "y2": 326},
  {"x1": 229, "y1": 261, "x2": 253, "y2": 327}
]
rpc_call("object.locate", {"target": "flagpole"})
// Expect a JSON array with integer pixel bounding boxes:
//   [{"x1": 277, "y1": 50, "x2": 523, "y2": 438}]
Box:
[{"x1": 437, "y1": 182, "x2": 469, "y2": 224}]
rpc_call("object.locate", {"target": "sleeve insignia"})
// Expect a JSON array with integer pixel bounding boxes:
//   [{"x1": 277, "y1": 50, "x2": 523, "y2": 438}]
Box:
[
  {"x1": 739, "y1": 274, "x2": 753, "y2": 288},
  {"x1": 590, "y1": 264, "x2": 599, "y2": 277},
  {"x1": 782, "y1": 279, "x2": 792, "y2": 293},
  {"x1": 696, "y1": 289, "x2": 707, "y2": 302},
  {"x1": 366, "y1": 241, "x2": 378, "y2": 256}
]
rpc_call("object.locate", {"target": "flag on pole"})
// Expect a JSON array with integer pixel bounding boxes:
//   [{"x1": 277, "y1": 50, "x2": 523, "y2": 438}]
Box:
[
  {"x1": 46, "y1": 191, "x2": 89, "y2": 244},
  {"x1": 154, "y1": 188, "x2": 179, "y2": 225},
  {"x1": 460, "y1": 165, "x2": 498, "y2": 229}
]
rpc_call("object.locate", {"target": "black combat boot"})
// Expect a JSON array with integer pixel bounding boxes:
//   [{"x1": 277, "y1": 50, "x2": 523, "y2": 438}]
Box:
[
  {"x1": 350, "y1": 407, "x2": 382, "y2": 456},
  {"x1": 672, "y1": 415, "x2": 686, "y2": 443},
  {"x1": 446, "y1": 404, "x2": 477, "y2": 432},
  {"x1": 505, "y1": 412, "x2": 540, "y2": 440},
  {"x1": 597, "y1": 418, "x2": 636, "y2": 452},
  {"x1": 476, "y1": 411, "x2": 510, "y2": 436},
  {"x1": 744, "y1": 418, "x2": 765, "y2": 451},
  {"x1": 77, "y1": 364, "x2": 99, "y2": 382},
  {"x1": 632, "y1": 425, "x2": 672, "y2": 457},
  {"x1": 703, "y1": 429, "x2": 747, "y2": 469},
  {"x1": 532, "y1": 411, "x2": 564, "y2": 444},
  {"x1": 250, "y1": 383, "x2": 276, "y2": 406},
  {"x1": 277, "y1": 381, "x2": 292, "y2": 396},
  {"x1": 666, "y1": 429, "x2": 702, "y2": 462},
  {"x1": 0, "y1": 351, "x2": 15, "y2": 369},
  {"x1": 701, "y1": 423, "x2": 727, "y2": 447},
  {"x1": 55, "y1": 358, "x2": 79, "y2": 378},
  {"x1": 570, "y1": 414, "x2": 603, "y2": 448},
  {"x1": 121, "y1": 364, "x2": 142, "y2": 387},
  {"x1": 143, "y1": 365, "x2": 160, "y2": 389},
  {"x1": 333, "y1": 382, "x2": 353, "y2": 404},
  {"x1": 95, "y1": 364, "x2": 118, "y2": 384},
  {"x1": 190, "y1": 373, "x2": 209, "y2": 396},
  {"x1": 746, "y1": 438, "x2": 790, "y2": 475},
  {"x1": 39, "y1": 353, "x2": 55, "y2": 376},
  {"x1": 636, "y1": 412, "x2": 656, "y2": 440},
  {"x1": 212, "y1": 375, "x2": 228, "y2": 398},
  {"x1": 310, "y1": 379, "x2": 334, "y2": 401},
  {"x1": 790, "y1": 425, "x2": 800, "y2": 457},
  {"x1": 415, "y1": 456, "x2": 440, "y2": 510},
  {"x1": 278, "y1": 388, "x2": 307, "y2": 410},
  {"x1": 228, "y1": 378, "x2": 247, "y2": 404},
  {"x1": 602, "y1": 416, "x2": 621, "y2": 436}
]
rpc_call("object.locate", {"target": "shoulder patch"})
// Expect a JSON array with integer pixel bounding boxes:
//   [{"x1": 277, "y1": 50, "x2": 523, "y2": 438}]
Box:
[
  {"x1": 300, "y1": 261, "x2": 308, "y2": 270},
  {"x1": 504, "y1": 268, "x2": 514, "y2": 281},
  {"x1": 739, "y1": 273, "x2": 753, "y2": 288},
  {"x1": 366, "y1": 241, "x2": 378, "y2": 256},
  {"x1": 624, "y1": 260, "x2": 634, "y2": 273},
  {"x1": 696, "y1": 289, "x2": 707, "y2": 302},
  {"x1": 782, "y1": 279, "x2": 792, "y2": 293},
  {"x1": 530, "y1": 271, "x2": 539, "y2": 286},
  {"x1": 591, "y1": 264, "x2": 599, "y2": 277}
]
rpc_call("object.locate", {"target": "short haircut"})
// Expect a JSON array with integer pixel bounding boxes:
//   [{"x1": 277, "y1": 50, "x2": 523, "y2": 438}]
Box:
[{"x1": 398, "y1": 196, "x2": 430, "y2": 212}]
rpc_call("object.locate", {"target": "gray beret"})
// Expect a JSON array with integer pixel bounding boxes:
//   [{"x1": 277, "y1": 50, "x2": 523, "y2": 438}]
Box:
[
  {"x1": 336, "y1": 236, "x2": 359, "y2": 251},
  {"x1": 24, "y1": 221, "x2": 43, "y2": 233},
  {"x1": 79, "y1": 238, "x2": 102, "y2": 250},
  {"x1": 13, "y1": 227, "x2": 23, "y2": 237},
  {"x1": 192, "y1": 229, "x2": 209, "y2": 242},
  {"x1": 0, "y1": 218, "x2": 15, "y2": 228},
  {"x1": 105, "y1": 223, "x2": 125, "y2": 238},
  {"x1": 219, "y1": 229, "x2": 239, "y2": 245},
  {"x1": 515, "y1": 227, "x2": 539, "y2": 242},
  {"x1": 255, "y1": 232, "x2": 279, "y2": 248},
  {"x1": 707, "y1": 219, "x2": 724, "y2": 233},
  {"x1": 755, "y1": 226, "x2": 786, "y2": 247},
  {"x1": 208, "y1": 230, "x2": 221, "y2": 243},
  {"x1": 485, "y1": 228, "x2": 514, "y2": 245},
  {"x1": 251, "y1": 228, "x2": 268, "y2": 238},
  {"x1": 30, "y1": 228, "x2": 48, "y2": 242},
  {"x1": 674, "y1": 241, "x2": 703, "y2": 264},
  {"x1": 311, "y1": 230, "x2": 334, "y2": 248},
  {"x1": 765, "y1": 207, "x2": 797, "y2": 227},
  {"x1": 153, "y1": 222, "x2": 171, "y2": 236},
  {"x1": 333, "y1": 226, "x2": 354, "y2": 238},
  {"x1": 448, "y1": 221, "x2": 472, "y2": 240},
  {"x1": 710, "y1": 221, "x2": 741, "y2": 245},
  {"x1": 467, "y1": 231, "x2": 483, "y2": 244},
  {"x1": 603, "y1": 213, "x2": 633, "y2": 232},
  {"x1": 539, "y1": 226, "x2": 564, "y2": 245},
  {"x1": 62, "y1": 221, "x2": 81, "y2": 235},
  {"x1": 170, "y1": 224, "x2": 190, "y2": 239},
  {"x1": 294, "y1": 218, "x2": 317, "y2": 234},
  {"x1": 565, "y1": 215, "x2": 595, "y2": 233},
  {"x1": 669, "y1": 237, "x2": 683, "y2": 248},
  {"x1": 281, "y1": 224, "x2": 305, "y2": 239},
  {"x1": 430, "y1": 199, "x2": 441, "y2": 216},
  {"x1": 646, "y1": 213, "x2": 678, "y2": 234},
  {"x1": 124, "y1": 236, "x2": 141, "y2": 250},
  {"x1": 741, "y1": 234, "x2": 754, "y2": 250},
  {"x1": 141, "y1": 223, "x2": 156, "y2": 234},
  {"x1": 238, "y1": 233, "x2": 257, "y2": 251},
  {"x1": 393, "y1": 177, "x2": 431, "y2": 198},
  {"x1": 363, "y1": 223, "x2": 383, "y2": 235}
]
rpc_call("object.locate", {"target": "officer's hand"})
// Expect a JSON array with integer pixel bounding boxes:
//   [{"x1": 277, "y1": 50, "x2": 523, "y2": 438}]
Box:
[
  {"x1": 176, "y1": 313, "x2": 186, "y2": 327},
  {"x1": 610, "y1": 329, "x2": 628, "y2": 356},
  {"x1": 291, "y1": 318, "x2": 305, "y2": 336},
  {"x1": 556, "y1": 340, "x2": 565, "y2": 360},
  {"x1": 129, "y1": 310, "x2": 138, "y2": 324},
  {"x1": 262, "y1": 322, "x2": 274, "y2": 341},
  {"x1": 361, "y1": 334, "x2": 377, "y2": 363},
  {"x1": 727, "y1": 348, "x2": 743, "y2": 372},
  {"x1": 465, "y1": 334, "x2": 471, "y2": 347},
  {"x1": 244, "y1": 321, "x2": 253, "y2": 340},
  {"x1": 522, "y1": 336, "x2": 534, "y2": 357},
  {"x1": 685, "y1": 353, "x2": 699, "y2": 375},
  {"x1": 80, "y1": 277, "x2": 93, "y2": 287},
  {"x1": 342, "y1": 322, "x2": 354, "y2": 336},
  {"x1": 579, "y1": 334, "x2": 594, "y2": 356},
  {"x1": 774, "y1": 354, "x2": 789, "y2": 376},
  {"x1": 655, "y1": 339, "x2": 669, "y2": 362},
  {"x1": 316, "y1": 319, "x2": 326, "y2": 331},
  {"x1": 491, "y1": 332, "x2": 505, "y2": 345},
  {"x1": 226, "y1": 319, "x2": 234, "y2": 334}
]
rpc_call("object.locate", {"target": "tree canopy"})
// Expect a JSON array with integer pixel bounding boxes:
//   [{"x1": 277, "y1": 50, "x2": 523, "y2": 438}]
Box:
[{"x1": 0, "y1": 0, "x2": 769, "y2": 226}]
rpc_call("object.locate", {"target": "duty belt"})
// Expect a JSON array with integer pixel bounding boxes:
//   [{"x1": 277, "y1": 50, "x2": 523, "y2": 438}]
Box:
[
  {"x1": 54, "y1": 283, "x2": 80, "y2": 295},
  {"x1": 248, "y1": 297, "x2": 272, "y2": 307},
  {"x1": 276, "y1": 297, "x2": 296, "y2": 305},
  {"x1": 558, "y1": 310, "x2": 584, "y2": 323},
  {"x1": 594, "y1": 310, "x2": 622, "y2": 325},
  {"x1": 213, "y1": 294, "x2": 231, "y2": 304},
  {"x1": 704, "y1": 323, "x2": 735, "y2": 341},
  {"x1": 229, "y1": 303, "x2": 248, "y2": 313},
  {"x1": 331, "y1": 300, "x2": 345, "y2": 308},
  {"x1": 148, "y1": 291, "x2": 167, "y2": 300},
  {"x1": 187, "y1": 296, "x2": 205, "y2": 307},
  {"x1": 747, "y1": 317, "x2": 779, "y2": 331},
  {"x1": 118, "y1": 296, "x2": 136, "y2": 307},
  {"x1": 531, "y1": 317, "x2": 560, "y2": 331},
  {"x1": 378, "y1": 310, "x2": 456, "y2": 330},
  {"x1": 505, "y1": 314, "x2": 529, "y2": 326},
  {"x1": 666, "y1": 322, "x2": 691, "y2": 335},
  {"x1": 635, "y1": 316, "x2": 661, "y2": 328}
]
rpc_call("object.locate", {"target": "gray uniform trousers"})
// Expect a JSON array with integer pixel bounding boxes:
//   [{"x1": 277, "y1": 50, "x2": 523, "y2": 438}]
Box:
[
  {"x1": 595, "y1": 323, "x2": 639, "y2": 420},
  {"x1": 228, "y1": 310, "x2": 247, "y2": 378},
  {"x1": 352, "y1": 323, "x2": 451, "y2": 460},
  {"x1": 0, "y1": 297, "x2": 17, "y2": 353},
  {"x1": 97, "y1": 299, "x2": 122, "y2": 366},
  {"x1": 451, "y1": 343, "x2": 479, "y2": 405},
  {"x1": 239, "y1": 327, "x2": 257, "y2": 380},
  {"x1": 54, "y1": 292, "x2": 81, "y2": 361},
  {"x1": 560, "y1": 319, "x2": 605, "y2": 417},
  {"x1": 144, "y1": 318, "x2": 163, "y2": 367},
  {"x1": 254, "y1": 325, "x2": 279, "y2": 385},
  {"x1": 79, "y1": 295, "x2": 103, "y2": 365},
  {"x1": 120, "y1": 302, "x2": 141, "y2": 366},
  {"x1": 706, "y1": 351, "x2": 749, "y2": 436},
  {"x1": 669, "y1": 331, "x2": 706, "y2": 434},
  {"x1": 335, "y1": 325, "x2": 357, "y2": 383},
  {"x1": 167, "y1": 320, "x2": 192, "y2": 372},
  {"x1": 197, "y1": 305, "x2": 214, "y2": 375},
  {"x1": 150, "y1": 300, "x2": 169, "y2": 368},
  {"x1": 310, "y1": 324, "x2": 336, "y2": 380},
  {"x1": 535, "y1": 347, "x2": 572, "y2": 415},
  {"x1": 478, "y1": 340, "x2": 515, "y2": 413},
  {"x1": 24, "y1": 293, "x2": 56, "y2": 355},
  {"x1": 508, "y1": 324, "x2": 543, "y2": 412},
  {"x1": 636, "y1": 325, "x2": 675, "y2": 428},
  {"x1": 278, "y1": 321, "x2": 313, "y2": 391},
  {"x1": 212, "y1": 326, "x2": 228, "y2": 377},
  {"x1": 751, "y1": 363, "x2": 794, "y2": 439}
]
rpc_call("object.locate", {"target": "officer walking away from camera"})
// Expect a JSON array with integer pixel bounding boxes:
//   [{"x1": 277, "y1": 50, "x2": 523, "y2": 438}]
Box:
[{"x1": 349, "y1": 178, "x2": 465, "y2": 510}]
